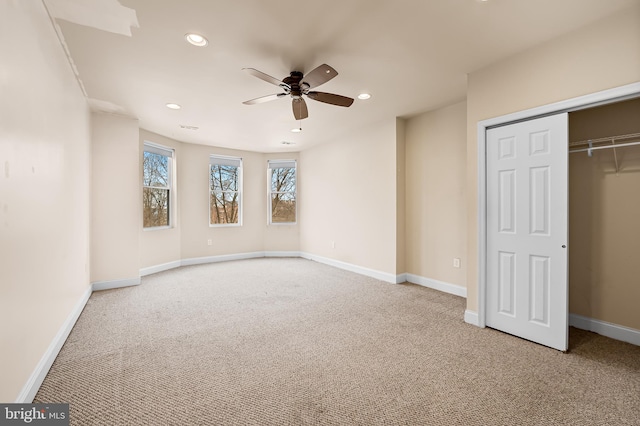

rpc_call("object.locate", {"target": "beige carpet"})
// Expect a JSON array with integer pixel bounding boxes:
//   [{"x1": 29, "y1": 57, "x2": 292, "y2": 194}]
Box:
[{"x1": 35, "y1": 258, "x2": 640, "y2": 425}]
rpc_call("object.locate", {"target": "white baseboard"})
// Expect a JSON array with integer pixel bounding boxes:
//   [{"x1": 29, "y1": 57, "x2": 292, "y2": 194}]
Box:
[
  {"x1": 405, "y1": 273, "x2": 467, "y2": 298},
  {"x1": 299, "y1": 252, "x2": 398, "y2": 284},
  {"x1": 140, "y1": 253, "x2": 470, "y2": 301},
  {"x1": 463, "y1": 311, "x2": 639, "y2": 340},
  {"x1": 181, "y1": 251, "x2": 266, "y2": 267},
  {"x1": 142, "y1": 251, "x2": 399, "y2": 284},
  {"x1": 142, "y1": 251, "x2": 402, "y2": 285},
  {"x1": 140, "y1": 260, "x2": 181, "y2": 277},
  {"x1": 464, "y1": 310, "x2": 480, "y2": 327},
  {"x1": 140, "y1": 251, "x2": 302, "y2": 277},
  {"x1": 396, "y1": 273, "x2": 408, "y2": 284},
  {"x1": 264, "y1": 251, "x2": 302, "y2": 258},
  {"x1": 15, "y1": 286, "x2": 92, "y2": 403},
  {"x1": 92, "y1": 276, "x2": 141, "y2": 292},
  {"x1": 569, "y1": 314, "x2": 640, "y2": 346}
]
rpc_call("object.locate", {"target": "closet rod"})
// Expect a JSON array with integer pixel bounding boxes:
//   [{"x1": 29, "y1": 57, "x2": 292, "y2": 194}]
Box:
[
  {"x1": 569, "y1": 140, "x2": 640, "y2": 154},
  {"x1": 569, "y1": 132, "x2": 640, "y2": 148}
]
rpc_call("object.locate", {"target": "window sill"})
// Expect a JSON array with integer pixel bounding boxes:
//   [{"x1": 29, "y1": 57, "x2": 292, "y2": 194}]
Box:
[{"x1": 143, "y1": 225, "x2": 172, "y2": 232}]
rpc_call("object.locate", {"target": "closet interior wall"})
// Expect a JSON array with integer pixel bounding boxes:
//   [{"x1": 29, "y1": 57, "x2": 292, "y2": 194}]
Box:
[{"x1": 568, "y1": 98, "x2": 640, "y2": 331}]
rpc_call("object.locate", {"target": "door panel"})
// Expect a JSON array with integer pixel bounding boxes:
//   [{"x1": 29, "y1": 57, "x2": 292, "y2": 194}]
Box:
[
  {"x1": 486, "y1": 113, "x2": 568, "y2": 351},
  {"x1": 498, "y1": 251, "x2": 516, "y2": 315}
]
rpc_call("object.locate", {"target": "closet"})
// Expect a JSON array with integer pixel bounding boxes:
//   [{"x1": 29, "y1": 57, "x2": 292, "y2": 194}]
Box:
[{"x1": 568, "y1": 98, "x2": 640, "y2": 335}]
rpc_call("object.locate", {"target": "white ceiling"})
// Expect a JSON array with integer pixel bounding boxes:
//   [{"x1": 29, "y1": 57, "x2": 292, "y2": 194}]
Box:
[{"x1": 50, "y1": 0, "x2": 639, "y2": 152}]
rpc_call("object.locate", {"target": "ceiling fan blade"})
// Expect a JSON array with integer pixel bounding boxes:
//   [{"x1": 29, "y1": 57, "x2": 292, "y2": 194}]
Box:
[
  {"x1": 242, "y1": 68, "x2": 288, "y2": 88},
  {"x1": 242, "y1": 93, "x2": 287, "y2": 105},
  {"x1": 302, "y1": 64, "x2": 337, "y2": 89},
  {"x1": 292, "y1": 98, "x2": 308, "y2": 120},
  {"x1": 306, "y1": 91, "x2": 354, "y2": 107}
]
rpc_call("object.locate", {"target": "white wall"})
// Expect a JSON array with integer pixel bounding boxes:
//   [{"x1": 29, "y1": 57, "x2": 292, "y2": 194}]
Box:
[
  {"x1": 0, "y1": 1, "x2": 91, "y2": 402},
  {"x1": 405, "y1": 101, "x2": 467, "y2": 286},
  {"x1": 299, "y1": 119, "x2": 400, "y2": 276},
  {"x1": 396, "y1": 118, "x2": 406, "y2": 275},
  {"x1": 179, "y1": 143, "x2": 266, "y2": 259},
  {"x1": 92, "y1": 113, "x2": 140, "y2": 283}
]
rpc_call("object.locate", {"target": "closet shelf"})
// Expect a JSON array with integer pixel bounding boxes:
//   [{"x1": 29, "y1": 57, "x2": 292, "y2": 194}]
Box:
[
  {"x1": 569, "y1": 132, "x2": 640, "y2": 175},
  {"x1": 569, "y1": 132, "x2": 640, "y2": 148}
]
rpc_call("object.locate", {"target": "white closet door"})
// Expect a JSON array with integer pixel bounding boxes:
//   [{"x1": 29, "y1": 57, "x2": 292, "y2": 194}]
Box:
[{"x1": 486, "y1": 113, "x2": 568, "y2": 351}]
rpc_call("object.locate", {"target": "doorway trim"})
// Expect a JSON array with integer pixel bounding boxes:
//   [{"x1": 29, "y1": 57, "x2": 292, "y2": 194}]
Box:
[{"x1": 473, "y1": 81, "x2": 640, "y2": 329}]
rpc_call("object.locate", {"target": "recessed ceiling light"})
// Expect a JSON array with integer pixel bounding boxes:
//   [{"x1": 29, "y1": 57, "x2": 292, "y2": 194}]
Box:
[
  {"x1": 166, "y1": 103, "x2": 181, "y2": 110},
  {"x1": 185, "y1": 33, "x2": 208, "y2": 47},
  {"x1": 358, "y1": 93, "x2": 371, "y2": 100},
  {"x1": 291, "y1": 128, "x2": 302, "y2": 133}
]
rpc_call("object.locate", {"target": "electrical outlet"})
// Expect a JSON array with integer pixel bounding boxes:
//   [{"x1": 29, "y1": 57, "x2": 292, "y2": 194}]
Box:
[
  {"x1": 453, "y1": 258, "x2": 461, "y2": 268},
  {"x1": 207, "y1": 239, "x2": 212, "y2": 246}
]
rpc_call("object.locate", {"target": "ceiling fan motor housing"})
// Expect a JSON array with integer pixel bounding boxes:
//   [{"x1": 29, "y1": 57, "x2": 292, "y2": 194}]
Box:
[{"x1": 284, "y1": 71, "x2": 304, "y2": 97}]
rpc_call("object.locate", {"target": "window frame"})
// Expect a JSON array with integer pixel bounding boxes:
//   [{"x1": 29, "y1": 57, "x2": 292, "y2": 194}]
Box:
[
  {"x1": 209, "y1": 154, "x2": 243, "y2": 227},
  {"x1": 267, "y1": 159, "x2": 297, "y2": 225},
  {"x1": 142, "y1": 142, "x2": 174, "y2": 230}
]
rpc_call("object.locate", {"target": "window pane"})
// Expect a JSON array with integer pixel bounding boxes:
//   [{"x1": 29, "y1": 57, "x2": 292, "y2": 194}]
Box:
[
  {"x1": 270, "y1": 167, "x2": 295, "y2": 192},
  {"x1": 210, "y1": 191, "x2": 239, "y2": 224},
  {"x1": 271, "y1": 192, "x2": 296, "y2": 223},
  {"x1": 210, "y1": 165, "x2": 238, "y2": 191},
  {"x1": 143, "y1": 151, "x2": 169, "y2": 188},
  {"x1": 143, "y1": 187, "x2": 169, "y2": 227}
]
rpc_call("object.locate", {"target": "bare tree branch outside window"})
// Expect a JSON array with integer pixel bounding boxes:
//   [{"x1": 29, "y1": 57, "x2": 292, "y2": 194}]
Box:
[
  {"x1": 143, "y1": 150, "x2": 170, "y2": 227},
  {"x1": 210, "y1": 164, "x2": 240, "y2": 224},
  {"x1": 270, "y1": 167, "x2": 296, "y2": 223}
]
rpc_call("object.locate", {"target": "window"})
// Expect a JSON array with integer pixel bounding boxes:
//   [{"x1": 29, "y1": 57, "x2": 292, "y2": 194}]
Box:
[
  {"x1": 210, "y1": 155, "x2": 242, "y2": 225},
  {"x1": 143, "y1": 142, "x2": 174, "y2": 228},
  {"x1": 268, "y1": 160, "x2": 297, "y2": 224}
]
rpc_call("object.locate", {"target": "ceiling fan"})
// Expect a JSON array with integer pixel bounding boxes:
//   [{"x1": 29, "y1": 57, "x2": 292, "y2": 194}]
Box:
[{"x1": 242, "y1": 64, "x2": 354, "y2": 120}]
